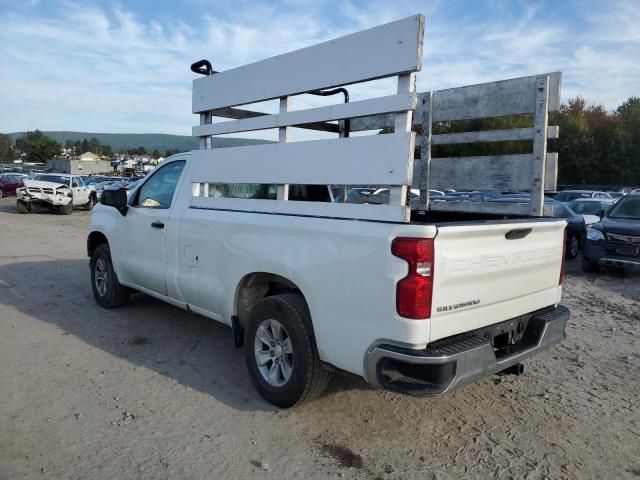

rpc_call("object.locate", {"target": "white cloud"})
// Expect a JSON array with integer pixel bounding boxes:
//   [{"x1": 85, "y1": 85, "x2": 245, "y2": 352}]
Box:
[{"x1": 0, "y1": 0, "x2": 638, "y2": 137}]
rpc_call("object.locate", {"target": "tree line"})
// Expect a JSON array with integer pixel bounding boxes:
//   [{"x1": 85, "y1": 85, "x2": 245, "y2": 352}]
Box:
[{"x1": 0, "y1": 131, "x2": 181, "y2": 164}]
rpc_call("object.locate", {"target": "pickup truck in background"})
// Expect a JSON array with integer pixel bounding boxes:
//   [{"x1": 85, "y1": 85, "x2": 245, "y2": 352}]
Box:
[
  {"x1": 17, "y1": 173, "x2": 97, "y2": 214},
  {"x1": 87, "y1": 15, "x2": 569, "y2": 407}
]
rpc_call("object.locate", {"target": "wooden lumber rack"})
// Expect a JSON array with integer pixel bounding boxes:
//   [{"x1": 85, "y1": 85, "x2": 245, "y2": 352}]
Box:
[{"x1": 190, "y1": 13, "x2": 561, "y2": 222}]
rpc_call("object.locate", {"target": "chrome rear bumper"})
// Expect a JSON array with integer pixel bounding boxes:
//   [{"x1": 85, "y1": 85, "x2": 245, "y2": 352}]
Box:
[{"x1": 364, "y1": 305, "x2": 569, "y2": 395}]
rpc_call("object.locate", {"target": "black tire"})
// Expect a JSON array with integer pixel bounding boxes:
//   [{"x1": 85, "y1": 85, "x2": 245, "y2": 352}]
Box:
[
  {"x1": 16, "y1": 199, "x2": 31, "y2": 214},
  {"x1": 85, "y1": 194, "x2": 96, "y2": 210},
  {"x1": 566, "y1": 233, "x2": 579, "y2": 259},
  {"x1": 582, "y1": 256, "x2": 599, "y2": 273},
  {"x1": 90, "y1": 244, "x2": 130, "y2": 308},
  {"x1": 60, "y1": 201, "x2": 73, "y2": 215},
  {"x1": 245, "y1": 293, "x2": 331, "y2": 407}
]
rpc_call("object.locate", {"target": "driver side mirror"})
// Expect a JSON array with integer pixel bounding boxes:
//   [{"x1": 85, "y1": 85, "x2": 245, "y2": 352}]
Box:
[{"x1": 101, "y1": 188, "x2": 128, "y2": 215}]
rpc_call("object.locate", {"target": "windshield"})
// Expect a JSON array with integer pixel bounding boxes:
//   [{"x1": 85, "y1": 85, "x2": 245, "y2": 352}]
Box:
[
  {"x1": 568, "y1": 201, "x2": 604, "y2": 215},
  {"x1": 607, "y1": 196, "x2": 640, "y2": 220},
  {"x1": 35, "y1": 175, "x2": 69, "y2": 186}
]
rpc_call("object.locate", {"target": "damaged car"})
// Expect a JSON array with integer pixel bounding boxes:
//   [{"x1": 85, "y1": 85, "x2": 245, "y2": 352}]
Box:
[{"x1": 16, "y1": 174, "x2": 96, "y2": 214}]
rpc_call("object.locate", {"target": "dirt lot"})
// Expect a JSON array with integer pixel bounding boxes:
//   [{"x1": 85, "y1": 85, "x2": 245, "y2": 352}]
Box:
[{"x1": 0, "y1": 196, "x2": 639, "y2": 480}]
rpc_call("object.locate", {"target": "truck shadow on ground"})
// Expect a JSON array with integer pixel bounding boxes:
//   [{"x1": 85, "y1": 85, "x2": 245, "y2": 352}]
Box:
[{"x1": 0, "y1": 258, "x2": 372, "y2": 412}]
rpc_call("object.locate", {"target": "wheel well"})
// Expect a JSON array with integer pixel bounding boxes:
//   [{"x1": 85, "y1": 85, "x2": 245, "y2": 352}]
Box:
[
  {"x1": 87, "y1": 231, "x2": 108, "y2": 257},
  {"x1": 235, "y1": 272, "x2": 307, "y2": 328}
]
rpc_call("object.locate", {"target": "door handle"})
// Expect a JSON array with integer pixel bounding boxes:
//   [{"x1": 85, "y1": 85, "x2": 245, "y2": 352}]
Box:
[{"x1": 151, "y1": 221, "x2": 165, "y2": 229}]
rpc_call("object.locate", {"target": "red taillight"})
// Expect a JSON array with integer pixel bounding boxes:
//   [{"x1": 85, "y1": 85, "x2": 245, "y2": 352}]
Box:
[
  {"x1": 391, "y1": 237, "x2": 434, "y2": 319},
  {"x1": 559, "y1": 227, "x2": 567, "y2": 285}
]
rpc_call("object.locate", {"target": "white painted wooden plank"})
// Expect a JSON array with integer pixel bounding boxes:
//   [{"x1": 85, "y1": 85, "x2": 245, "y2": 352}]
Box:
[
  {"x1": 530, "y1": 76, "x2": 549, "y2": 216},
  {"x1": 547, "y1": 125, "x2": 559, "y2": 140},
  {"x1": 432, "y1": 72, "x2": 561, "y2": 122},
  {"x1": 390, "y1": 73, "x2": 415, "y2": 209},
  {"x1": 198, "y1": 112, "x2": 212, "y2": 149},
  {"x1": 545, "y1": 152, "x2": 558, "y2": 191},
  {"x1": 190, "y1": 133, "x2": 414, "y2": 185},
  {"x1": 192, "y1": 93, "x2": 417, "y2": 137},
  {"x1": 430, "y1": 200, "x2": 554, "y2": 216},
  {"x1": 193, "y1": 15, "x2": 424, "y2": 112},
  {"x1": 425, "y1": 154, "x2": 534, "y2": 191},
  {"x1": 277, "y1": 97, "x2": 291, "y2": 201},
  {"x1": 190, "y1": 196, "x2": 409, "y2": 222}
]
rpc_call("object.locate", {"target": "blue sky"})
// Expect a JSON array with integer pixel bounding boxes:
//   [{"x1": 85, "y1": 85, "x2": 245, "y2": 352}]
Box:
[{"x1": 0, "y1": 0, "x2": 638, "y2": 135}]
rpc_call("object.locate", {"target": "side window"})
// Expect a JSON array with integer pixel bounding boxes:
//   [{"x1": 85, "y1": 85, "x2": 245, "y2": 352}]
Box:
[
  {"x1": 72, "y1": 177, "x2": 79, "y2": 187},
  {"x1": 133, "y1": 161, "x2": 185, "y2": 209}
]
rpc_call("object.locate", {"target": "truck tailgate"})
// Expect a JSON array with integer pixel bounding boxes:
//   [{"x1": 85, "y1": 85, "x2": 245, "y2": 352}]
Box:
[{"x1": 429, "y1": 219, "x2": 565, "y2": 342}]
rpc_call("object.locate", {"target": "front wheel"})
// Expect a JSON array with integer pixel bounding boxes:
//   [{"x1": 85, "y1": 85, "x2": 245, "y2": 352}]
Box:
[
  {"x1": 16, "y1": 199, "x2": 31, "y2": 214},
  {"x1": 60, "y1": 201, "x2": 73, "y2": 215},
  {"x1": 90, "y1": 244, "x2": 130, "y2": 308},
  {"x1": 566, "y1": 233, "x2": 580, "y2": 259},
  {"x1": 245, "y1": 293, "x2": 331, "y2": 408}
]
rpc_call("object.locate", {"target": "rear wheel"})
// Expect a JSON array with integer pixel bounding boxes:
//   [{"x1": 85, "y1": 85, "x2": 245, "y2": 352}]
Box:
[
  {"x1": 90, "y1": 244, "x2": 130, "y2": 308},
  {"x1": 16, "y1": 199, "x2": 31, "y2": 214},
  {"x1": 566, "y1": 233, "x2": 579, "y2": 259},
  {"x1": 85, "y1": 194, "x2": 96, "y2": 210},
  {"x1": 245, "y1": 293, "x2": 331, "y2": 407}
]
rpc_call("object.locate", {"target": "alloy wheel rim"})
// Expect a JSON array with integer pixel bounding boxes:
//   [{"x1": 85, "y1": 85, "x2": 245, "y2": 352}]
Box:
[
  {"x1": 254, "y1": 318, "x2": 293, "y2": 387},
  {"x1": 94, "y1": 258, "x2": 109, "y2": 296}
]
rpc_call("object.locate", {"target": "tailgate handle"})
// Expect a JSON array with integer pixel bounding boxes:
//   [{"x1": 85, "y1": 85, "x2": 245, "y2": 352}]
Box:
[{"x1": 505, "y1": 228, "x2": 532, "y2": 240}]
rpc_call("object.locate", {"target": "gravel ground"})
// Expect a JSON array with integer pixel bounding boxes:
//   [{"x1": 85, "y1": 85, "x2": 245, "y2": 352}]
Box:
[{"x1": 1, "y1": 196, "x2": 639, "y2": 480}]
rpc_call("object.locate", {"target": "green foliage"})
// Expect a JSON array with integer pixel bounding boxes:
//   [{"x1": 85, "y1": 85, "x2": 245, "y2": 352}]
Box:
[
  {"x1": 0, "y1": 133, "x2": 14, "y2": 163},
  {"x1": 127, "y1": 146, "x2": 146, "y2": 156},
  {"x1": 555, "y1": 96, "x2": 640, "y2": 185},
  {"x1": 15, "y1": 130, "x2": 61, "y2": 163}
]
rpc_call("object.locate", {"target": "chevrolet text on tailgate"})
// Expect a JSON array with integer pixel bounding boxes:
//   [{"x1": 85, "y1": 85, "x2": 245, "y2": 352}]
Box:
[{"x1": 87, "y1": 14, "x2": 570, "y2": 407}]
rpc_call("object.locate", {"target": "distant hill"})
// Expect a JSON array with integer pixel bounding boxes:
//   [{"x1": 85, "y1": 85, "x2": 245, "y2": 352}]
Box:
[{"x1": 7, "y1": 131, "x2": 270, "y2": 152}]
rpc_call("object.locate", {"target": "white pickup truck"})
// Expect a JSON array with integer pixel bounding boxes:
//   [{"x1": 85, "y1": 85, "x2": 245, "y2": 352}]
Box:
[
  {"x1": 17, "y1": 173, "x2": 96, "y2": 214},
  {"x1": 87, "y1": 15, "x2": 569, "y2": 407}
]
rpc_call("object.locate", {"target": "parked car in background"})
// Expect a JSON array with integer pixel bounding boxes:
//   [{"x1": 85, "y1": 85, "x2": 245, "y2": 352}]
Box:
[
  {"x1": 582, "y1": 193, "x2": 640, "y2": 272},
  {"x1": 609, "y1": 192, "x2": 625, "y2": 200},
  {"x1": 554, "y1": 190, "x2": 612, "y2": 202},
  {"x1": 567, "y1": 198, "x2": 616, "y2": 226},
  {"x1": 0, "y1": 174, "x2": 27, "y2": 198}
]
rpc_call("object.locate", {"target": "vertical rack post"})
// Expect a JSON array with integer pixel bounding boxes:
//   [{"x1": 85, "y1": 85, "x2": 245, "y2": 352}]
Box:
[
  {"x1": 530, "y1": 75, "x2": 549, "y2": 216},
  {"x1": 390, "y1": 73, "x2": 416, "y2": 219},
  {"x1": 418, "y1": 91, "x2": 433, "y2": 212},
  {"x1": 277, "y1": 96, "x2": 290, "y2": 201},
  {"x1": 197, "y1": 111, "x2": 212, "y2": 197}
]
